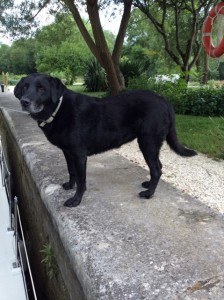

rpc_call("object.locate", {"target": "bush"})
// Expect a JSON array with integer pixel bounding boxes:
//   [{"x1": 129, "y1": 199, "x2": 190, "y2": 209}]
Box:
[
  {"x1": 119, "y1": 60, "x2": 142, "y2": 86},
  {"x1": 179, "y1": 88, "x2": 224, "y2": 116},
  {"x1": 8, "y1": 74, "x2": 26, "y2": 85},
  {"x1": 8, "y1": 79, "x2": 19, "y2": 86},
  {"x1": 128, "y1": 75, "x2": 150, "y2": 90},
  {"x1": 83, "y1": 58, "x2": 107, "y2": 92}
]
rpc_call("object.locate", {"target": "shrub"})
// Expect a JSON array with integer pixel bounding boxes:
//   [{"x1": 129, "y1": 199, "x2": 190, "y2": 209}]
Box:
[
  {"x1": 8, "y1": 79, "x2": 19, "y2": 86},
  {"x1": 128, "y1": 75, "x2": 150, "y2": 90},
  {"x1": 83, "y1": 58, "x2": 107, "y2": 92},
  {"x1": 5, "y1": 74, "x2": 25, "y2": 86},
  {"x1": 119, "y1": 60, "x2": 142, "y2": 86},
  {"x1": 181, "y1": 88, "x2": 224, "y2": 116}
]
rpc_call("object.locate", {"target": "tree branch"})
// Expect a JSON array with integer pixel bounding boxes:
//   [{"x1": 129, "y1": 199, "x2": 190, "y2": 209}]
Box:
[
  {"x1": 26, "y1": 0, "x2": 51, "y2": 21},
  {"x1": 173, "y1": 1, "x2": 184, "y2": 60},
  {"x1": 62, "y1": 0, "x2": 102, "y2": 63},
  {"x1": 112, "y1": 0, "x2": 132, "y2": 64},
  {"x1": 135, "y1": 0, "x2": 181, "y2": 65},
  {"x1": 189, "y1": 41, "x2": 201, "y2": 70},
  {"x1": 184, "y1": 3, "x2": 198, "y2": 66}
]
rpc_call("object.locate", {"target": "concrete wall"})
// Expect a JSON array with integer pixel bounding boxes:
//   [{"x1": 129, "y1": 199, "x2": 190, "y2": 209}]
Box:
[
  {"x1": 2, "y1": 130, "x2": 79, "y2": 299},
  {"x1": 0, "y1": 97, "x2": 85, "y2": 299}
]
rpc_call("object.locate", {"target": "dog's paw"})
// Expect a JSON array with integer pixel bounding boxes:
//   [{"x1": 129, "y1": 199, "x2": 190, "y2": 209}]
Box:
[
  {"x1": 62, "y1": 182, "x2": 74, "y2": 190},
  {"x1": 64, "y1": 196, "x2": 81, "y2": 207},
  {"x1": 139, "y1": 190, "x2": 154, "y2": 199}
]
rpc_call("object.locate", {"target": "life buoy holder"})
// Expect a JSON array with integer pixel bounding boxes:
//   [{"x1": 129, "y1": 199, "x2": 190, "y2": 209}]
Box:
[{"x1": 203, "y1": 2, "x2": 224, "y2": 58}]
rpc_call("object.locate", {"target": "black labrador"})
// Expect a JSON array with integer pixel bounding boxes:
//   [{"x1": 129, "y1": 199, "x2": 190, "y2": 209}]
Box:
[{"x1": 14, "y1": 73, "x2": 196, "y2": 207}]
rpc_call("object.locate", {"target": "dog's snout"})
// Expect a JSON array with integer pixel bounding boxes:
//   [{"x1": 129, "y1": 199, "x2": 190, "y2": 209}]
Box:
[{"x1": 21, "y1": 98, "x2": 30, "y2": 107}]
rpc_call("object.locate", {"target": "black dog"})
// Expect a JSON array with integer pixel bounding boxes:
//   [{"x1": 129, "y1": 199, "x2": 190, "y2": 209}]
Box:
[{"x1": 14, "y1": 73, "x2": 196, "y2": 207}]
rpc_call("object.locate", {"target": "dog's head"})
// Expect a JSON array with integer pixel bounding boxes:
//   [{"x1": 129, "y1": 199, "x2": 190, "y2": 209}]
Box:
[{"x1": 14, "y1": 73, "x2": 66, "y2": 118}]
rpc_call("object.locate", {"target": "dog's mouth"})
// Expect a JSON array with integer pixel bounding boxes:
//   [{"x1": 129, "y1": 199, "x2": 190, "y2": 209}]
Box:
[
  {"x1": 21, "y1": 102, "x2": 44, "y2": 114},
  {"x1": 31, "y1": 105, "x2": 44, "y2": 115}
]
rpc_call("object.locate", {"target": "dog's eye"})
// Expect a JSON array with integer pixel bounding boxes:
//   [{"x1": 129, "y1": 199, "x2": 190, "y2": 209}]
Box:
[
  {"x1": 37, "y1": 86, "x2": 45, "y2": 92},
  {"x1": 23, "y1": 86, "x2": 27, "y2": 93}
]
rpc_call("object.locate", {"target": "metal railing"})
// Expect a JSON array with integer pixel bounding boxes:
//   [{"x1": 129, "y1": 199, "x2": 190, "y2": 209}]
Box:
[
  {"x1": 0, "y1": 138, "x2": 12, "y2": 230},
  {"x1": 0, "y1": 137, "x2": 37, "y2": 300}
]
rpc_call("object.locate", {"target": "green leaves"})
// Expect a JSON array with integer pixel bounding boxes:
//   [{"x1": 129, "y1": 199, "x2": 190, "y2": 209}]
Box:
[
  {"x1": 35, "y1": 13, "x2": 92, "y2": 82},
  {"x1": 182, "y1": 88, "x2": 224, "y2": 117},
  {"x1": 0, "y1": 39, "x2": 37, "y2": 74},
  {"x1": 83, "y1": 58, "x2": 107, "y2": 92},
  {"x1": 40, "y1": 244, "x2": 58, "y2": 280}
]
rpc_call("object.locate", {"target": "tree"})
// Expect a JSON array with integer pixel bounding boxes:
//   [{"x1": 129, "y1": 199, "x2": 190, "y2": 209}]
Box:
[
  {"x1": 1, "y1": 0, "x2": 39, "y2": 38},
  {"x1": 134, "y1": 0, "x2": 219, "y2": 81},
  {"x1": 0, "y1": 39, "x2": 36, "y2": 74},
  {"x1": 123, "y1": 9, "x2": 174, "y2": 77},
  {"x1": 35, "y1": 14, "x2": 92, "y2": 83},
  {"x1": 9, "y1": 39, "x2": 37, "y2": 74},
  {"x1": 2, "y1": 0, "x2": 133, "y2": 94},
  {"x1": 0, "y1": 44, "x2": 11, "y2": 73},
  {"x1": 0, "y1": 0, "x2": 13, "y2": 22}
]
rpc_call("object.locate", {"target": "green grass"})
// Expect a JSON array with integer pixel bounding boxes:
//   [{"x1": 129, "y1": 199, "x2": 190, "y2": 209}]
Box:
[
  {"x1": 176, "y1": 115, "x2": 224, "y2": 160},
  {"x1": 68, "y1": 84, "x2": 105, "y2": 97},
  {"x1": 69, "y1": 85, "x2": 224, "y2": 160}
]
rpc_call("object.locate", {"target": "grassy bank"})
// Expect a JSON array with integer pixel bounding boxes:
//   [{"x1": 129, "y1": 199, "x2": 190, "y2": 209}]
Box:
[
  {"x1": 70, "y1": 85, "x2": 224, "y2": 160},
  {"x1": 69, "y1": 84, "x2": 105, "y2": 97},
  {"x1": 176, "y1": 115, "x2": 224, "y2": 159}
]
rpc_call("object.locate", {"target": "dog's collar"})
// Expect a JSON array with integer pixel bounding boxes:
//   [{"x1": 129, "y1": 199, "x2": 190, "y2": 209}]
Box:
[{"x1": 39, "y1": 97, "x2": 63, "y2": 128}]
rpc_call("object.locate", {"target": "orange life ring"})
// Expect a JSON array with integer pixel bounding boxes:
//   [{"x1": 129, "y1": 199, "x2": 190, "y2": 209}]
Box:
[{"x1": 203, "y1": 2, "x2": 224, "y2": 58}]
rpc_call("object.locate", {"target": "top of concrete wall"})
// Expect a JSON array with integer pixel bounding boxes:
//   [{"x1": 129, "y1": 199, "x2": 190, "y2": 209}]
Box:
[{"x1": 0, "y1": 91, "x2": 224, "y2": 300}]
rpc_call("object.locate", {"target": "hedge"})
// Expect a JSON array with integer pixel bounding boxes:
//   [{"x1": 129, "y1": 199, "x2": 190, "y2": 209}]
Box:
[{"x1": 174, "y1": 89, "x2": 224, "y2": 117}]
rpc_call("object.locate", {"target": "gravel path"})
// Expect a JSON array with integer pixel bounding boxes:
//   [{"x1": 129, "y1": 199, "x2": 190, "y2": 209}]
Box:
[{"x1": 115, "y1": 141, "x2": 224, "y2": 214}]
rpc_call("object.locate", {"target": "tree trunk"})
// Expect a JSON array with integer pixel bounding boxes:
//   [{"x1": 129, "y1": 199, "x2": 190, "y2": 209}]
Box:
[
  {"x1": 181, "y1": 65, "x2": 190, "y2": 82},
  {"x1": 201, "y1": 52, "x2": 209, "y2": 84},
  {"x1": 63, "y1": 0, "x2": 132, "y2": 94},
  {"x1": 101, "y1": 53, "x2": 124, "y2": 94}
]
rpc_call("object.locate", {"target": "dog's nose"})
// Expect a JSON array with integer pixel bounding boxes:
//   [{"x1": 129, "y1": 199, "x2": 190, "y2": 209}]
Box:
[{"x1": 21, "y1": 98, "x2": 30, "y2": 107}]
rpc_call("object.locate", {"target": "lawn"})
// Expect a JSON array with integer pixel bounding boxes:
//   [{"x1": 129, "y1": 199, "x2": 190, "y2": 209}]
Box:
[
  {"x1": 69, "y1": 84, "x2": 105, "y2": 97},
  {"x1": 70, "y1": 85, "x2": 224, "y2": 160},
  {"x1": 176, "y1": 115, "x2": 224, "y2": 160}
]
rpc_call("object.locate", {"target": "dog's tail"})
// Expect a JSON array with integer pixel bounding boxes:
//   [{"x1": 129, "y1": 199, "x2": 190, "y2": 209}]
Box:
[{"x1": 166, "y1": 104, "x2": 197, "y2": 157}]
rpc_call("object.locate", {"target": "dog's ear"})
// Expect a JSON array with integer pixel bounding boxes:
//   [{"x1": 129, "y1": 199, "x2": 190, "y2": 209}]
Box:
[
  {"x1": 14, "y1": 77, "x2": 25, "y2": 99},
  {"x1": 50, "y1": 77, "x2": 66, "y2": 103}
]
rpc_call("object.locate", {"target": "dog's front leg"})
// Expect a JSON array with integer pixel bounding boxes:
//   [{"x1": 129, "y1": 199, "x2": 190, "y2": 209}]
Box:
[
  {"x1": 62, "y1": 150, "x2": 76, "y2": 190},
  {"x1": 64, "y1": 154, "x2": 87, "y2": 207}
]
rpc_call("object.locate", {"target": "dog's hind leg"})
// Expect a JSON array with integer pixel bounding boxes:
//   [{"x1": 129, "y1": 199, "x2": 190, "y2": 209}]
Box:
[
  {"x1": 142, "y1": 159, "x2": 162, "y2": 189},
  {"x1": 138, "y1": 137, "x2": 162, "y2": 199}
]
